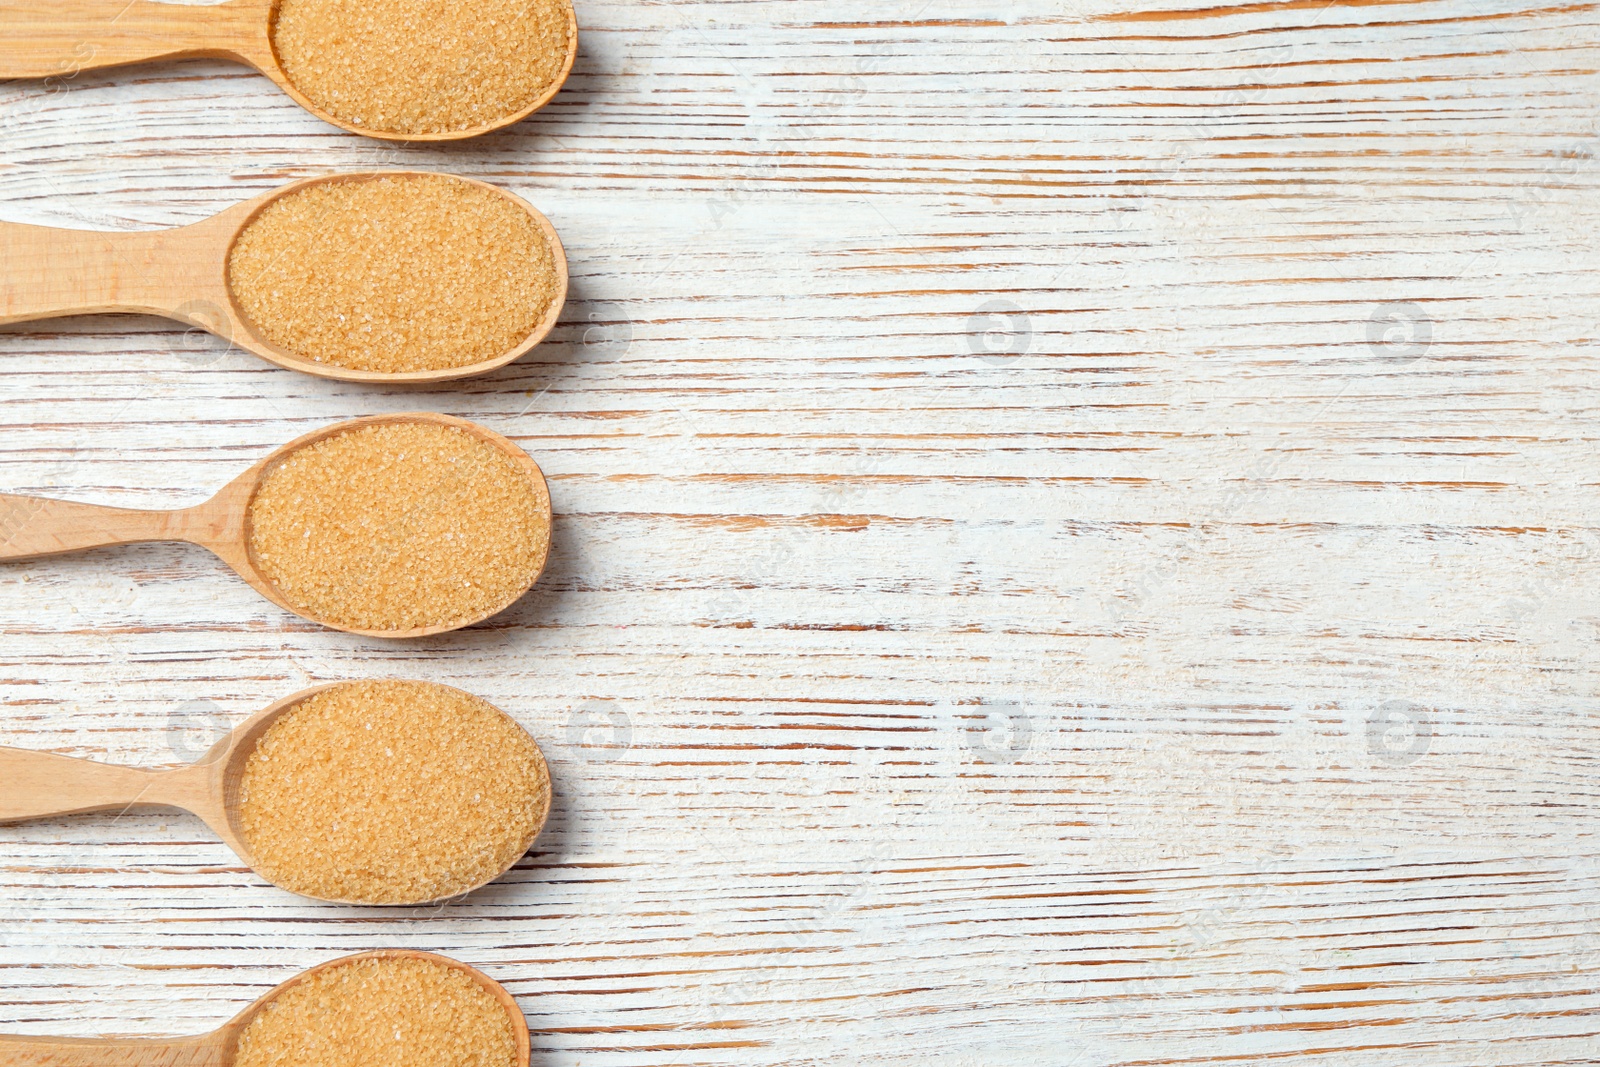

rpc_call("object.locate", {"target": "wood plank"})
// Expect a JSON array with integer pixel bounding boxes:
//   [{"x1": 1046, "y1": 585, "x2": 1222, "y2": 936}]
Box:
[{"x1": 2, "y1": 0, "x2": 1600, "y2": 1062}]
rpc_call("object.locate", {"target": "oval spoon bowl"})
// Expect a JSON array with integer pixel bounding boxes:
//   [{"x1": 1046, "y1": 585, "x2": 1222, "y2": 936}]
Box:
[
  {"x1": 214, "y1": 681, "x2": 554, "y2": 904},
  {"x1": 220, "y1": 172, "x2": 570, "y2": 382},
  {"x1": 232, "y1": 413, "x2": 554, "y2": 637},
  {"x1": 262, "y1": 0, "x2": 579, "y2": 142}
]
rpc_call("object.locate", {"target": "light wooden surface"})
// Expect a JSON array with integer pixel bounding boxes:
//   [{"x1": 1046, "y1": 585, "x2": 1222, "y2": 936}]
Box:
[{"x1": 2, "y1": 0, "x2": 1599, "y2": 1063}]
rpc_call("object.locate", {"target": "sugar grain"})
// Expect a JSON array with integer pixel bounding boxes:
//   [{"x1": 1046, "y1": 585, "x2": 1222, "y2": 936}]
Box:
[
  {"x1": 238, "y1": 680, "x2": 549, "y2": 904},
  {"x1": 235, "y1": 955, "x2": 518, "y2": 1067},
  {"x1": 228, "y1": 174, "x2": 559, "y2": 374},
  {"x1": 271, "y1": 0, "x2": 572, "y2": 136},
  {"x1": 247, "y1": 421, "x2": 548, "y2": 633}
]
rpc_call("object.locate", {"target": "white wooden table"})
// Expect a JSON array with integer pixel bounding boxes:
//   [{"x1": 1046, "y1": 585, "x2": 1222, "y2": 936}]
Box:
[{"x1": 3, "y1": 0, "x2": 1599, "y2": 1062}]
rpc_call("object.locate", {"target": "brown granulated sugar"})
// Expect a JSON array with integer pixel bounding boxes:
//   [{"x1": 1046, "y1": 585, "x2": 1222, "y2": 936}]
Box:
[
  {"x1": 227, "y1": 174, "x2": 559, "y2": 374},
  {"x1": 271, "y1": 0, "x2": 571, "y2": 136},
  {"x1": 235, "y1": 955, "x2": 518, "y2": 1067},
  {"x1": 246, "y1": 421, "x2": 548, "y2": 633},
  {"x1": 237, "y1": 681, "x2": 549, "y2": 905}
]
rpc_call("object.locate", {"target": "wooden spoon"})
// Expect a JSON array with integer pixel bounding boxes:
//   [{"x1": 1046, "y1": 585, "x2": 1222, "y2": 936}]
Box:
[
  {"x1": 0, "y1": 0, "x2": 577, "y2": 141},
  {"x1": 0, "y1": 681, "x2": 552, "y2": 905},
  {"x1": 0, "y1": 412, "x2": 553, "y2": 638},
  {"x1": 0, "y1": 950, "x2": 530, "y2": 1065},
  {"x1": 0, "y1": 171, "x2": 569, "y2": 383}
]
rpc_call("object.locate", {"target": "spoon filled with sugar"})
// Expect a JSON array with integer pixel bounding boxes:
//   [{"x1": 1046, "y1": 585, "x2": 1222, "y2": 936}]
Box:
[
  {"x1": 0, "y1": 680, "x2": 551, "y2": 905},
  {"x1": 0, "y1": 170, "x2": 568, "y2": 381},
  {"x1": 0, "y1": 412, "x2": 552, "y2": 637},
  {"x1": 0, "y1": 950, "x2": 530, "y2": 1066},
  {"x1": 0, "y1": 0, "x2": 576, "y2": 140}
]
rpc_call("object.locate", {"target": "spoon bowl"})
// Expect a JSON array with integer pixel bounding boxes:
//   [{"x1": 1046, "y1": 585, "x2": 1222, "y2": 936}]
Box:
[
  {"x1": 0, "y1": 412, "x2": 553, "y2": 637},
  {"x1": 0, "y1": 681, "x2": 553, "y2": 905},
  {"x1": 0, "y1": 950, "x2": 530, "y2": 1066},
  {"x1": 0, "y1": 0, "x2": 577, "y2": 141},
  {"x1": 0, "y1": 171, "x2": 569, "y2": 382}
]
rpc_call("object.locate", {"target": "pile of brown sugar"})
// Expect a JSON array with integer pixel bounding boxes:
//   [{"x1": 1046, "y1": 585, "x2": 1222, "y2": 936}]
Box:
[
  {"x1": 236, "y1": 680, "x2": 549, "y2": 905},
  {"x1": 270, "y1": 0, "x2": 572, "y2": 136},
  {"x1": 234, "y1": 954, "x2": 518, "y2": 1067},
  {"x1": 246, "y1": 421, "x2": 548, "y2": 634},
  {"x1": 227, "y1": 174, "x2": 560, "y2": 374}
]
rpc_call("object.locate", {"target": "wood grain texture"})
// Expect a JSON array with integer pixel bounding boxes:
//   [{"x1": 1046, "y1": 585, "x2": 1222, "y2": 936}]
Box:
[
  {"x1": 0, "y1": 0, "x2": 269, "y2": 81},
  {"x1": 2, "y1": 0, "x2": 1600, "y2": 1063}
]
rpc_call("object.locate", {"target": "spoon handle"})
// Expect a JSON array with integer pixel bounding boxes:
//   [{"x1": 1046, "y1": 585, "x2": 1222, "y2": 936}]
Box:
[
  {"x1": 0, "y1": 1033, "x2": 226, "y2": 1065},
  {"x1": 0, "y1": 219, "x2": 220, "y2": 327},
  {"x1": 0, "y1": 0, "x2": 265, "y2": 79},
  {"x1": 0, "y1": 493, "x2": 190, "y2": 561},
  {"x1": 0, "y1": 747, "x2": 170, "y2": 822}
]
